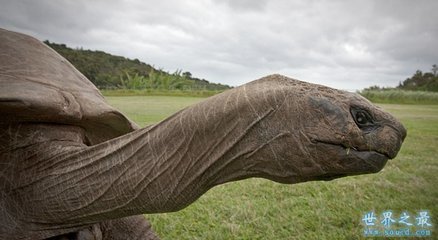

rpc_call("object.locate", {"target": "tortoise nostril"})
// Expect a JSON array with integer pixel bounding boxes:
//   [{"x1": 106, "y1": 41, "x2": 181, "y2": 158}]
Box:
[
  {"x1": 376, "y1": 124, "x2": 406, "y2": 159},
  {"x1": 386, "y1": 123, "x2": 407, "y2": 142}
]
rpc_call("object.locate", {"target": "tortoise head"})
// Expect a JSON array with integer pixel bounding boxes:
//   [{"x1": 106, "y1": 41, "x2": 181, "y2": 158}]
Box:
[
  {"x1": 241, "y1": 75, "x2": 406, "y2": 183},
  {"x1": 280, "y1": 80, "x2": 407, "y2": 181}
]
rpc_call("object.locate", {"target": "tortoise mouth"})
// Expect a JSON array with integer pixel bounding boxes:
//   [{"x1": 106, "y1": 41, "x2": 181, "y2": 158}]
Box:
[
  {"x1": 314, "y1": 139, "x2": 391, "y2": 159},
  {"x1": 313, "y1": 140, "x2": 390, "y2": 180}
]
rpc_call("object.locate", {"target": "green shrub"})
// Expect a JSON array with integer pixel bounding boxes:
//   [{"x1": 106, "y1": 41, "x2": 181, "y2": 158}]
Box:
[{"x1": 359, "y1": 90, "x2": 438, "y2": 104}]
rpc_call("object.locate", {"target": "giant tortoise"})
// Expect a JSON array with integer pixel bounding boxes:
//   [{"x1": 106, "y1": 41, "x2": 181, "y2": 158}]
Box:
[{"x1": 0, "y1": 28, "x2": 406, "y2": 239}]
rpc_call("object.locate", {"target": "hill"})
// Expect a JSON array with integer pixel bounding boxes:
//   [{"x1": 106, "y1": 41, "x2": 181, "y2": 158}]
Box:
[{"x1": 44, "y1": 41, "x2": 231, "y2": 91}]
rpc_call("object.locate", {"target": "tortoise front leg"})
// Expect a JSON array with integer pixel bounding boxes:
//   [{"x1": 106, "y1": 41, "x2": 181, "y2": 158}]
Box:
[
  {"x1": 46, "y1": 224, "x2": 101, "y2": 240},
  {"x1": 100, "y1": 216, "x2": 159, "y2": 240},
  {"x1": 47, "y1": 216, "x2": 158, "y2": 240}
]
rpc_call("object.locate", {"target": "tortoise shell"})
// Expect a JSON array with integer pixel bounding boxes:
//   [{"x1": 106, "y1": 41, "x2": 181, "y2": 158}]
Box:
[{"x1": 0, "y1": 28, "x2": 138, "y2": 144}]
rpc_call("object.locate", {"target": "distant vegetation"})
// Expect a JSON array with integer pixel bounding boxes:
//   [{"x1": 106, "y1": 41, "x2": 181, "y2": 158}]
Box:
[
  {"x1": 100, "y1": 89, "x2": 224, "y2": 98},
  {"x1": 364, "y1": 65, "x2": 438, "y2": 92},
  {"x1": 360, "y1": 90, "x2": 438, "y2": 104},
  {"x1": 44, "y1": 41, "x2": 231, "y2": 92},
  {"x1": 398, "y1": 65, "x2": 438, "y2": 92},
  {"x1": 360, "y1": 65, "x2": 438, "y2": 104}
]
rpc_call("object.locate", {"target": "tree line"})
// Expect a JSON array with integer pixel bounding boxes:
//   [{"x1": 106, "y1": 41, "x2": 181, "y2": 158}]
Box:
[
  {"x1": 44, "y1": 41, "x2": 231, "y2": 91},
  {"x1": 365, "y1": 65, "x2": 438, "y2": 92}
]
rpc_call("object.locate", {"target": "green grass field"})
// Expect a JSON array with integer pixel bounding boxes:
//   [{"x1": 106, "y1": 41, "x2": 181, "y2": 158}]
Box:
[
  {"x1": 106, "y1": 96, "x2": 437, "y2": 239},
  {"x1": 105, "y1": 96, "x2": 205, "y2": 127}
]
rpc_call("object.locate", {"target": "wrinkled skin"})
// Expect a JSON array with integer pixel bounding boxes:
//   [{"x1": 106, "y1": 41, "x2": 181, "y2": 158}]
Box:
[{"x1": 0, "y1": 29, "x2": 406, "y2": 239}]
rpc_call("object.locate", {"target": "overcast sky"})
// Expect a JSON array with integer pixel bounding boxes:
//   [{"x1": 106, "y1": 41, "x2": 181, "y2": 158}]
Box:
[{"x1": 1, "y1": 0, "x2": 437, "y2": 90}]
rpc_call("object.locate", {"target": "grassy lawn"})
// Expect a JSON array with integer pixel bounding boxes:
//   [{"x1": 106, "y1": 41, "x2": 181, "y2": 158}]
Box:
[
  {"x1": 105, "y1": 96, "x2": 437, "y2": 239},
  {"x1": 105, "y1": 96, "x2": 205, "y2": 127}
]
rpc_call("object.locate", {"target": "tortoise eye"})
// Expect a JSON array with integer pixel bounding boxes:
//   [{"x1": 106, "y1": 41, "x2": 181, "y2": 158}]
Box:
[
  {"x1": 356, "y1": 111, "x2": 369, "y2": 125},
  {"x1": 351, "y1": 107, "x2": 374, "y2": 129}
]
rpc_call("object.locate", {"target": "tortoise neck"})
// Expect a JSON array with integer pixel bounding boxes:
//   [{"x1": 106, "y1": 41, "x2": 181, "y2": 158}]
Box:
[{"x1": 10, "y1": 87, "x2": 296, "y2": 227}]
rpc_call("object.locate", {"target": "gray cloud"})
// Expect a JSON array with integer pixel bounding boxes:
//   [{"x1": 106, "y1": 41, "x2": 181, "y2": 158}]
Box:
[{"x1": 1, "y1": 0, "x2": 437, "y2": 90}]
